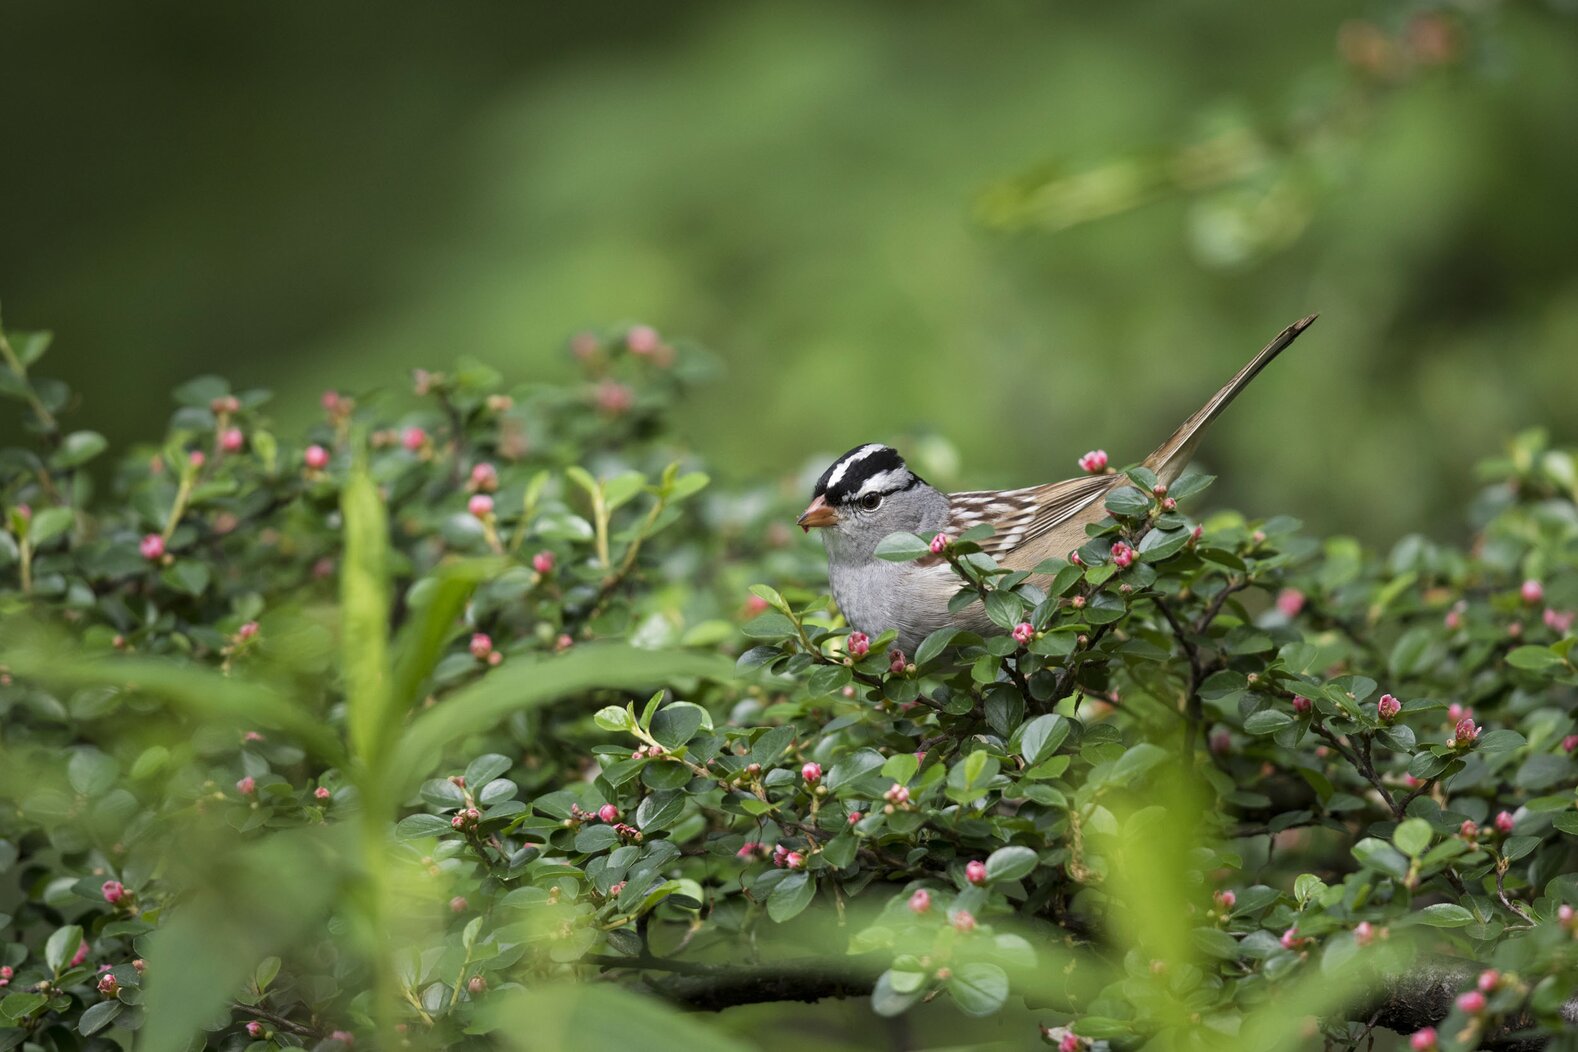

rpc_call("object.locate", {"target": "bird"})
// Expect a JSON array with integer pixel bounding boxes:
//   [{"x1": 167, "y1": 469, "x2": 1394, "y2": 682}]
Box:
[{"x1": 796, "y1": 315, "x2": 1317, "y2": 654}]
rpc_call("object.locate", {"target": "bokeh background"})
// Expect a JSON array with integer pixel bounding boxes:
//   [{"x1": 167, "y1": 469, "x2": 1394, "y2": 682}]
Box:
[{"x1": 4, "y1": 0, "x2": 1577, "y2": 544}]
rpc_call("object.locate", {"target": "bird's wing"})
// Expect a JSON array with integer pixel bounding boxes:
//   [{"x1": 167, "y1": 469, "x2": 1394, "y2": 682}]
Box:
[{"x1": 947, "y1": 475, "x2": 1114, "y2": 563}]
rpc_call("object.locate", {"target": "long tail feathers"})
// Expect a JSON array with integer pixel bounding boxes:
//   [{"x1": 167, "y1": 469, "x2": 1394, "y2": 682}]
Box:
[{"x1": 1143, "y1": 314, "x2": 1318, "y2": 484}]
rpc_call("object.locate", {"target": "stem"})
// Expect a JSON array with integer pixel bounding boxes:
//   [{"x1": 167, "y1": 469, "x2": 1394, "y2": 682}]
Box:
[{"x1": 0, "y1": 324, "x2": 61, "y2": 438}]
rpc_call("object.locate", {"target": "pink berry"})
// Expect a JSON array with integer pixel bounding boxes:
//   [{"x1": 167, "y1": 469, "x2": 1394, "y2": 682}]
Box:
[
  {"x1": 1078, "y1": 449, "x2": 1108, "y2": 474},
  {"x1": 1410, "y1": 1028, "x2": 1437, "y2": 1051},
  {"x1": 1456, "y1": 990, "x2": 1485, "y2": 1014},
  {"x1": 966, "y1": 860, "x2": 988, "y2": 886},
  {"x1": 315, "y1": 787, "x2": 331, "y2": 801},
  {"x1": 626, "y1": 324, "x2": 660, "y2": 355},
  {"x1": 929, "y1": 533, "x2": 951, "y2": 555},
  {"x1": 1495, "y1": 810, "x2": 1515, "y2": 834},
  {"x1": 598, "y1": 803, "x2": 619, "y2": 823},
  {"x1": 1110, "y1": 541, "x2": 1134, "y2": 569},
  {"x1": 140, "y1": 533, "x2": 165, "y2": 561},
  {"x1": 848, "y1": 631, "x2": 870, "y2": 658},
  {"x1": 468, "y1": 494, "x2": 494, "y2": 518},
  {"x1": 908, "y1": 889, "x2": 931, "y2": 914},
  {"x1": 450, "y1": 896, "x2": 467, "y2": 913},
  {"x1": 1292, "y1": 695, "x2": 1311, "y2": 715},
  {"x1": 1012, "y1": 622, "x2": 1034, "y2": 646},
  {"x1": 469, "y1": 462, "x2": 498, "y2": 491},
  {"x1": 304, "y1": 444, "x2": 330, "y2": 470},
  {"x1": 469, "y1": 633, "x2": 493, "y2": 659},
  {"x1": 1477, "y1": 969, "x2": 1500, "y2": 992},
  {"x1": 1521, "y1": 579, "x2": 1544, "y2": 604},
  {"x1": 1276, "y1": 588, "x2": 1305, "y2": 617},
  {"x1": 236, "y1": 776, "x2": 256, "y2": 796},
  {"x1": 952, "y1": 910, "x2": 976, "y2": 933},
  {"x1": 102, "y1": 880, "x2": 125, "y2": 904},
  {"x1": 1377, "y1": 693, "x2": 1401, "y2": 721},
  {"x1": 220, "y1": 428, "x2": 245, "y2": 453},
  {"x1": 801, "y1": 762, "x2": 822, "y2": 784},
  {"x1": 532, "y1": 551, "x2": 555, "y2": 575}
]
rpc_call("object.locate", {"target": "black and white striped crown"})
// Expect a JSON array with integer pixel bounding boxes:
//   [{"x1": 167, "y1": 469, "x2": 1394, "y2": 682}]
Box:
[{"x1": 812, "y1": 444, "x2": 924, "y2": 505}]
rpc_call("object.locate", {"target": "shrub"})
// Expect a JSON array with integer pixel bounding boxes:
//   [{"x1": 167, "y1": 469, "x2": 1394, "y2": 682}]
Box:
[{"x1": 1, "y1": 317, "x2": 1575, "y2": 1051}]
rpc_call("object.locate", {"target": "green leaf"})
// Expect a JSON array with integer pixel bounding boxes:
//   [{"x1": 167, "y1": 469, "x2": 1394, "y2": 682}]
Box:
[
  {"x1": 78, "y1": 999, "x2": 123, "y2": 1035},
  {"x1": 45, "y1": 924, "x2": 83, "y2": 971},
  {"x1": 52, "y1": 430, "x2": 108, "y2": 469},
  {"x1": 882, "y1": 753, "x2": 918, "y2": 786},
  {"x1": 1414, "y1": 903, "x2": 1474, "y2": 927},
  {"x1": 1392, "y1": 817, "x2": 1432, "y2": 858},
  {"x1": 984, "y1": 845, "x2": 1038, "y2": 883},
  {"x1": 650, "y1": 701, "x2": 711, "y2": 749},
  {"x1": 767, "y1": 871, "x2": 816, "y2": 922},
  {"x1": 341, "y1": 459, "x2": 394, "y2": 774},
  {"x1": 1244, "y1": 709, "x2": 1293, "y2": 735},
  {"x1": 28, "y1": 506, "x2": 74, "y2": 546},
  {"x1": 1351, "y1": 838, "x2": 1409, "y2": 880},
  {"x1": 1475, "y1": 730, "x2": 1526, "y2": 754},
  {"x1": 914, "y1": 627, "x2": 961, "y2": 667},
  {"x1": 1018, "y1": 714, "x2": 1068, "y2": 766},
  {"x1": 1104, "y1": 487, "x2": 1152, "y2": 517},
  {"x1": 1507, "y1": 646, "x2": 1564, "y2": 671},
  {"x1": 595, "y1": 706, "x2": 636, "y2": 732},
  {"x1": 394, "y1": 814, "x2": 454, "y2": 840},
  {"x1": 874, "y1": 532, "x2": 931, "y2": 562},
  {"x1": 946, "y1": 962, "x2": 1009, "y2": 1016},
  {"x1": 740, "y1": 612, "x2": 797, "y2": 640},
  {"x1": 871, "y1": 970, "x2": 923, "y2": 1017},
  {"x1": 391, "y1": 560, "x2": 497, "y2": 715},
  {"x1": 160, "y1": 560, "x2": 210, "y2": 596}
]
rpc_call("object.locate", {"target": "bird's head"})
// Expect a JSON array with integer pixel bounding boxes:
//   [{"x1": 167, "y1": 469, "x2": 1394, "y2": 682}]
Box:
[{"x1": 798, "y1": 444, "x2": 943, "y2": 557}]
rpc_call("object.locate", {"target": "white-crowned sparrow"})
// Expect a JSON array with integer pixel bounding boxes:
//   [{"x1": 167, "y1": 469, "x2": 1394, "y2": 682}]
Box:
[{"x1": 797, "y1": 316, "x2": 1317, "y2": 653}]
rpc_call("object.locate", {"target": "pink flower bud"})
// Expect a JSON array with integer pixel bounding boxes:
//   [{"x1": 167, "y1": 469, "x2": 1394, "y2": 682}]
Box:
[
  {"x1": 598, "y1": 803, "x2": 619, "y2": 823},
  {"x1": 772, "y1": 844, "x2": 790, "y2": 867},
  {"x1": 908, "y1": 889, "x2": 931, "y2": 914},
  {"x1": 571, "y1": 332, "x2": 599, "y2": 360},
  {"x1": 626, "y1": 324, "x2": 660, "y2": 355},
  {"x1": 785, "y1": 851, "x2": 806, "y2": 869},
  {"x1": 889, "y1": 649, "x2": 908, "y2": 675},
  {"x1": 1292, "y1": 695, "x2": 1311, "y2": 715},
  {"x1": 1448, "y1": 702, "x2": 1471, "y2": 723},
  {"x1": 72, "y1": 941, "x2": 90, "y2": 966},
  {"x1": 1508, "y1": 620, "x2": 1523, "y2": 638},
  {"x1": 744, "y1": 594, "x2": 769, "y2": 616},
  {"x1": 0, "y1": 966, "x2": 10, "y2": 980},
  {"x1": 330, "y1": 1031, "x2": 354, "y2": 1046},
  {"x1": 1452, "y1": 717, "x2": 1480, "y2": 747},
  {"x1": 1110, "y1": 541, "x2": 1134, "y2": 569},
  {"x1": 97, "y1": 973, "x2": 119, "y2": 997},
  {"x1": 1161, "y1": 496, "x2": 1177, "y2": 511},
  {"x1": 247, "y1": 1021, "x2": 265, "y2": 1038},
  {"x1": 1445, "y1": 607, "x2": 1464, "y2": 630},
  {"x1": 468, "y1": 494, "x2": 494, "y2": 518},
  {"x1": 1558, "y1": 903, "x2": 1574, "y2": 925},
  {"x1": 1280, "y1": 928, "x2": 1303, "y2": 950},
  {"x1": 470, "y1": 633, "x2": 493, "y2": 660},
  {"x1": 402, "y1": 426, "x2": 428, "y2": 452},
  {"x1": 1410, "y1": 1028, "x2": 1437, "y2": 1051},
  {"x1": 884, "y1": 784, "x2": 910, "y2": 805},
  {"x1": 467, "y1": 975, "x2": 486, "y2": 995},
  {"x1": 236, "y1": 776, "x2": 256, "y2": 796},
  {"x1": 469, "y1": 462, "x2": 498, "y2": 491},
  {"x1": 1544, "y1": 608, "x2": 1575, "y2": 634},
  {"x1": 1059, "y1": 1034, "x2": 1083, "y2": 1052},
  {"x1": 929, "y1": 533, "x2": 951, "y2": 555},
  {"x1": 1377, "y1": 693, "x2": 1401, "y2": 721},
  {"x1": 951, "y1": 910, "x2": 976, "y2": 933},
  {"x1": 532, "y1": 551, "x2": 555, "y2": 575},
  {"x1": 1477, "y1": 969, "x2": 1500, "y2": 992},
  {"x1": 848, "y1": 631, "x2": 870, "y2": 658},
  {"x1": 304, "y1": 444, "x2": 330, "y2": 470},
  {"x1": 220, "y1": 428, "x2": 245, "y2": 453},
  {"x1": 1460, "y1": 819, "x2": 1479, "y2": 839},
  {"x1": 556, "y1": 633, "x2": 574, "y2": 651},
  {"x1": 1563, "y1": 735, "x2": 1578, "y2": 753},
  {"x1": 102, "y1": 880, "x2": 125, "y2": 904},
  {"x1": 595, "y1": 381, "x2": 634, "y2": 413},
  {"x1": 1276, "y1": 589, "x2": 1305, "y2": 617},
  {"x1": 1495, "y1": 810, "x2": 1515, "y2": 834},
  {"x1": 188, "y1": 450, "x2": 206, "y2": 469},
  {"x1": 966, "y1": 860, "x2": 988, "y2": 886},
  {"x1": 1353, "y1": 920, "x2": 1374, "y2": 946},
  {"x1": 450, "y1": 896, "x2": 468, "y2": 913},
  {"x1": 1077, "y1": 449, "x2": 1108, "y2": 474},
  {"x1": 737, "y1": 841, "x2": 760, "y2": 859},
  {"x1": 1190, "y1": 524, "x2": 1204, "y2": 543},
  {"x1": 139, "y1": 534, "x2": 165, "y2": 561},
  {"x1": 315, "y1": 787, "x2": 331, "y2": 801},
  {"x1": 801, "y1": 762, "x2": 822, "y2": 784},
  {"x1": 848, "y1": 811, "x2": 862, "y2": 824},
  {"x1": 1521, "y1": 579, "x2": 1544, "y2": 604},
  {"x1": 451, "y1": 807, "x2": 480, "y2": 831},
  {"x1": 1210, "y1": 730, "x2": 1231, "y2": 755},
  {"x1": 211, "y1": 395, "x2": 241, "y2": 415},
  {"x1": 1456, "y1": 990, "x2": 1485, "y2": 1014},
  {"x1": 1215, "y1": 889, "x2": 1236, "y2": 911},
  {"x1": 1012, "y1": 622, "x2": 1034, "y2": 646}
]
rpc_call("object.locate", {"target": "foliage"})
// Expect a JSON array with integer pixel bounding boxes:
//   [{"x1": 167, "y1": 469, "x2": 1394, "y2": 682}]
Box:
[{"x1": 1, "y1": 317, "x2": 1577, "y2": 1052}]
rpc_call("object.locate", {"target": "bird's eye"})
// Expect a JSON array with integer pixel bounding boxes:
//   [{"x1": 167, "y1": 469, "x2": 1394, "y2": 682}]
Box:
[{"x1": 860, "y1": 493, "x2": 883, "y2": 511}]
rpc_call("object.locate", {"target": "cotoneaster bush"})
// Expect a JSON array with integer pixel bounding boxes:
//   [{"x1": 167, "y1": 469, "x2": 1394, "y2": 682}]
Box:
[{"x1": 0, "y1": 315, "x2": 1576, "y2": 1052}]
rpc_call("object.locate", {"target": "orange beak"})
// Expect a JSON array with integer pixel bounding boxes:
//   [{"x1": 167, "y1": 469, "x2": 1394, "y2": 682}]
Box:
[{"x1": 797, "y1": 494, "x2": 839, "y2": 531}]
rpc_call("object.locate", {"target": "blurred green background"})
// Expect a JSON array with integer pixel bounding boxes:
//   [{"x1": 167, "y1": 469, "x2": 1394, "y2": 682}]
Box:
[{"x1": 5, "y1": 0, "x2": 1577, "y2": 544}]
